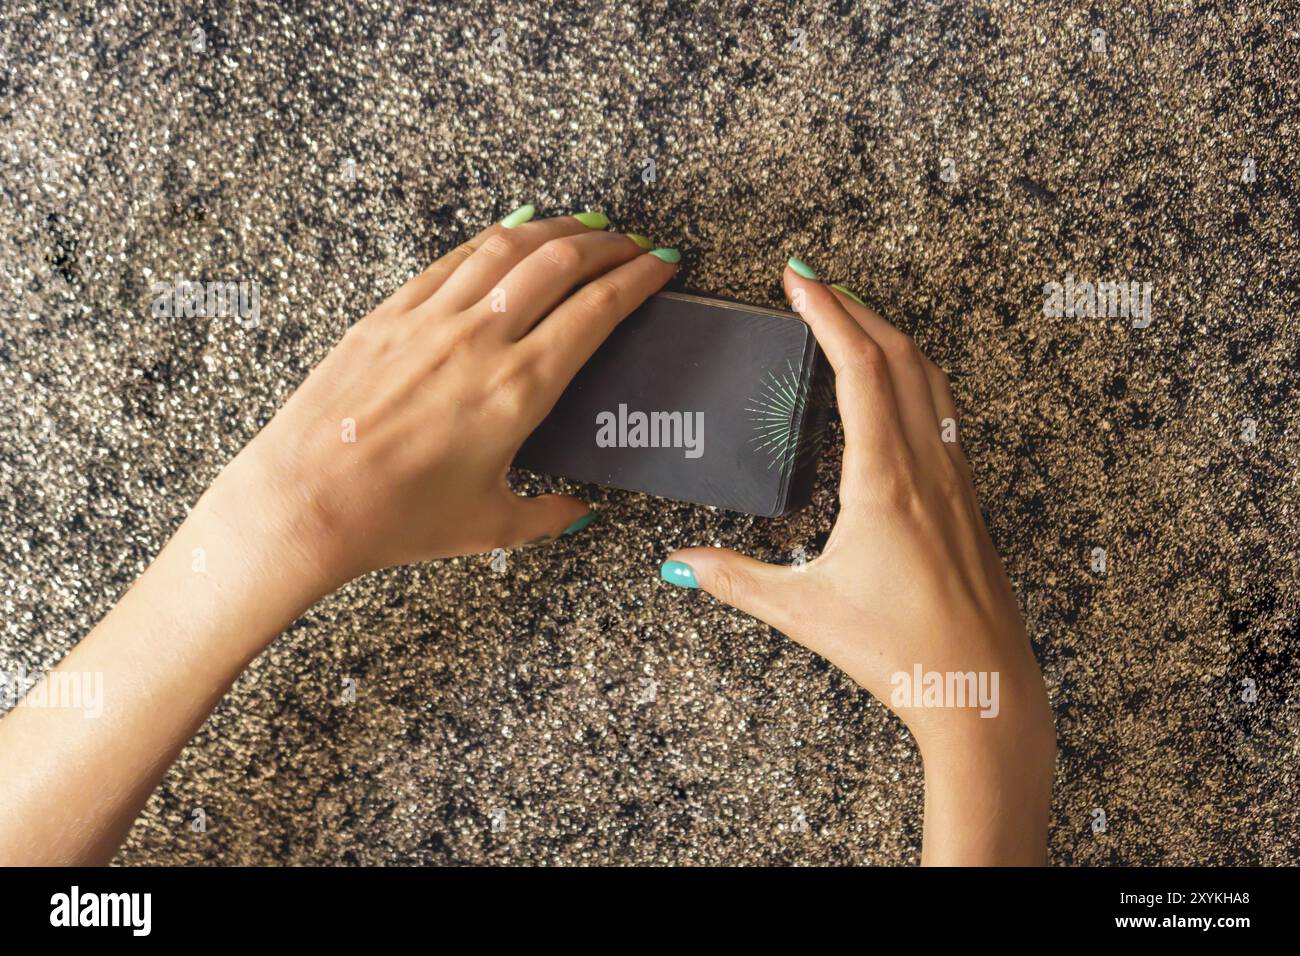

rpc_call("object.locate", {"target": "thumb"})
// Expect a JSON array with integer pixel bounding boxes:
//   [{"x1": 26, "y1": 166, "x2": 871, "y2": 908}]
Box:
[
  {"x1": 660, "y1": 547, "x2": 795, "y2": 630},
  {"x1": 501, "y1": 494, "x2": 596, "y2": 547}
]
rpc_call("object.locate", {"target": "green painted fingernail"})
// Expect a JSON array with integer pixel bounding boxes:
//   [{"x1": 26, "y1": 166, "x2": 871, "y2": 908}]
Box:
[
  {"x1": 659, "y1": 559, "x2": 698, "y2": 588},
  {"x1": 626, "y1": 232, "x2": 654, "y2": 250},
  {"x1": 830, "y1": 283, "x2": 866, "y2": 305},
  {"x1": 562, "y1": 512, "x2": 597, "y2": 536},
  {"x1": 649, "y1": 247, "x2": 681, "y2": 264},
  {"x1": 501, "y1": 204, "x2": 535, "y2": 229},
  {"x1": 787, "y1": 256, "x2": 818, "y2": 280},
  {"x1": 573, "y1": 211, "x2": 609, "y2": 229}
]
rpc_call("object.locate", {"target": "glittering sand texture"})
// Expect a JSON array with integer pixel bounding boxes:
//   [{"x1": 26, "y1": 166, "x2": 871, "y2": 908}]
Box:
[{"x1": 1, "y1": 1, "x2": 1297, "y2": 865}]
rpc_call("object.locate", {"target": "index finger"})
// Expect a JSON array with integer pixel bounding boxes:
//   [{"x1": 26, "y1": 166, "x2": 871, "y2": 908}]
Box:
[
  {"x1": 514, "y1": 247, "x2": 681, "y2": 399},
  {"x1": 783, "y1": 264, "x2": 910, "y2": 489},
  {"x1": 373, "y1": 203, "x2": 539, "y2": 319}
]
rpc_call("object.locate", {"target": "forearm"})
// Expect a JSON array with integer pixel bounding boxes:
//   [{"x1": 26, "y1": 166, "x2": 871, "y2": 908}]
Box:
[
  {"x1": 0, "y1": 461, "x2": 330, "y2": 865},
  {"x1": 919, "y1": 700, "x2": 1056, "y2": 866},
  {"x1": 0, "y1": 213, "x2": 670, "y2": 865}
]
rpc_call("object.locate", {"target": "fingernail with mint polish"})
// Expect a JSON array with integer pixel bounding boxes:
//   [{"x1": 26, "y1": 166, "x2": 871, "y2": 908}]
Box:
[
  {"x1": 787, "y1": 256, "x2": 818, "y2": 280},
  {"x1": 501, "y1": 204, "x2": 535, "y2": 229},
  {"x1": 573, "y1": 211, "x2": 609, "y2": 229},
  {"x1": 830, "y1": 283, "x2": 866, "y2": 305},
  {"x1": 649, "y1": 247, "x2": 681, "y2": 264},
  {"x1": 562, "y1": 512, "x2": 597, "y2": 536},
  {"x1": 626, "y1": 232, "x2": 654, "y2": 250},
  {"x1": 659, "y1": 559, "x2": 698, "y2": 588}
]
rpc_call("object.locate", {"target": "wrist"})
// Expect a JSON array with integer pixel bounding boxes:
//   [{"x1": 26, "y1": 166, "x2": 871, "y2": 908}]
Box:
[
  {"x1": 920, "y1": 712, "x2": 1056, "y2": 793},
  {"x1": 97, "y1": 461, "x2": 342, "y2": 683},
  {"x1": 195, "y1": 447, "x2": 348, "y2": 604},
  {"x1": 911, "y1": 657, "x2": 1055, "y2": 766}
]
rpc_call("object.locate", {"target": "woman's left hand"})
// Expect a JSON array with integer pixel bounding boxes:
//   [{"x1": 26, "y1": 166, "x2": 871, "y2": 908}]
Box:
[
  {"x1": 210, "y1": 209, "x2": 679, "y2": 591},
  {"x1": 0, "y1": 208, "x2": 679, "y2": 865}
]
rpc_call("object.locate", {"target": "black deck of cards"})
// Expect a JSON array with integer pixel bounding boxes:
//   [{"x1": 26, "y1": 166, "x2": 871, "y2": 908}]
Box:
[{"x1": 515, "y1": 291, "x2": 831, "y2": 516}]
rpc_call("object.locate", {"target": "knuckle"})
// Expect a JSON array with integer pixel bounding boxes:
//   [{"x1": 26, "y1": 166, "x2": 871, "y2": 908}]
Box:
[
  {"x1": 579, "y1": 277, "x2": 621, "y2": 315},
  {"x1": 855, "y1": 337, "x2": 888, "y2": 374},
  {"x1": 447, "y1": 241, "x2": 476, "y2": 266},
  {"x1": 452, "y1": 320, "x2": 486, "y2": 348},
  {"x1": 489, "y1": 360, "x2": 541, "y2": 408},
  {"x1": 540, "y1": 237, "x2": 584, "y2": 271},
  {"x1": 438, "y1": 314, "x2": 484, "y2": 349},
  {"x1": 935, "y1": 461, "x2": 965, "y2": 502},
  {"x1": 883, "y1": 331, "x2": 922, "y2": 366},
  {"x1": 480, "y1": 231, "x2": 525, "y2": 260},
  {"x1": 342, "y1": 317, "x2": 387, "y2": 353},
  {"x1": 708, "y1": 565, "x2": 747, "y2": 606},
  {"x1": 874, "y1": 462, "x2": 922, "y2": 515}
]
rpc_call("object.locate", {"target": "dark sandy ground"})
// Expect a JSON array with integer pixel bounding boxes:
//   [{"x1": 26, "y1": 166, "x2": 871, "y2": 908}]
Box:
[{"x1": 0, "y1": 1, "x2": 1296, "y2": 864}]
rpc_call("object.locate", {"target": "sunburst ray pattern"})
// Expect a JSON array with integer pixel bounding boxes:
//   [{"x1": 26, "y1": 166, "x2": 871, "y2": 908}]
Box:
[{"x1": 746, "y1": 360, "x2": 807, "y2": 471}]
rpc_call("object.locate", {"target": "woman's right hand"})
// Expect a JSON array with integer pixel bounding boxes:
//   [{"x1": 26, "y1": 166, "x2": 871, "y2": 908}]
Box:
[{"x1": 660, "y1": 261, "x2": 1056, "y2": 865}]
